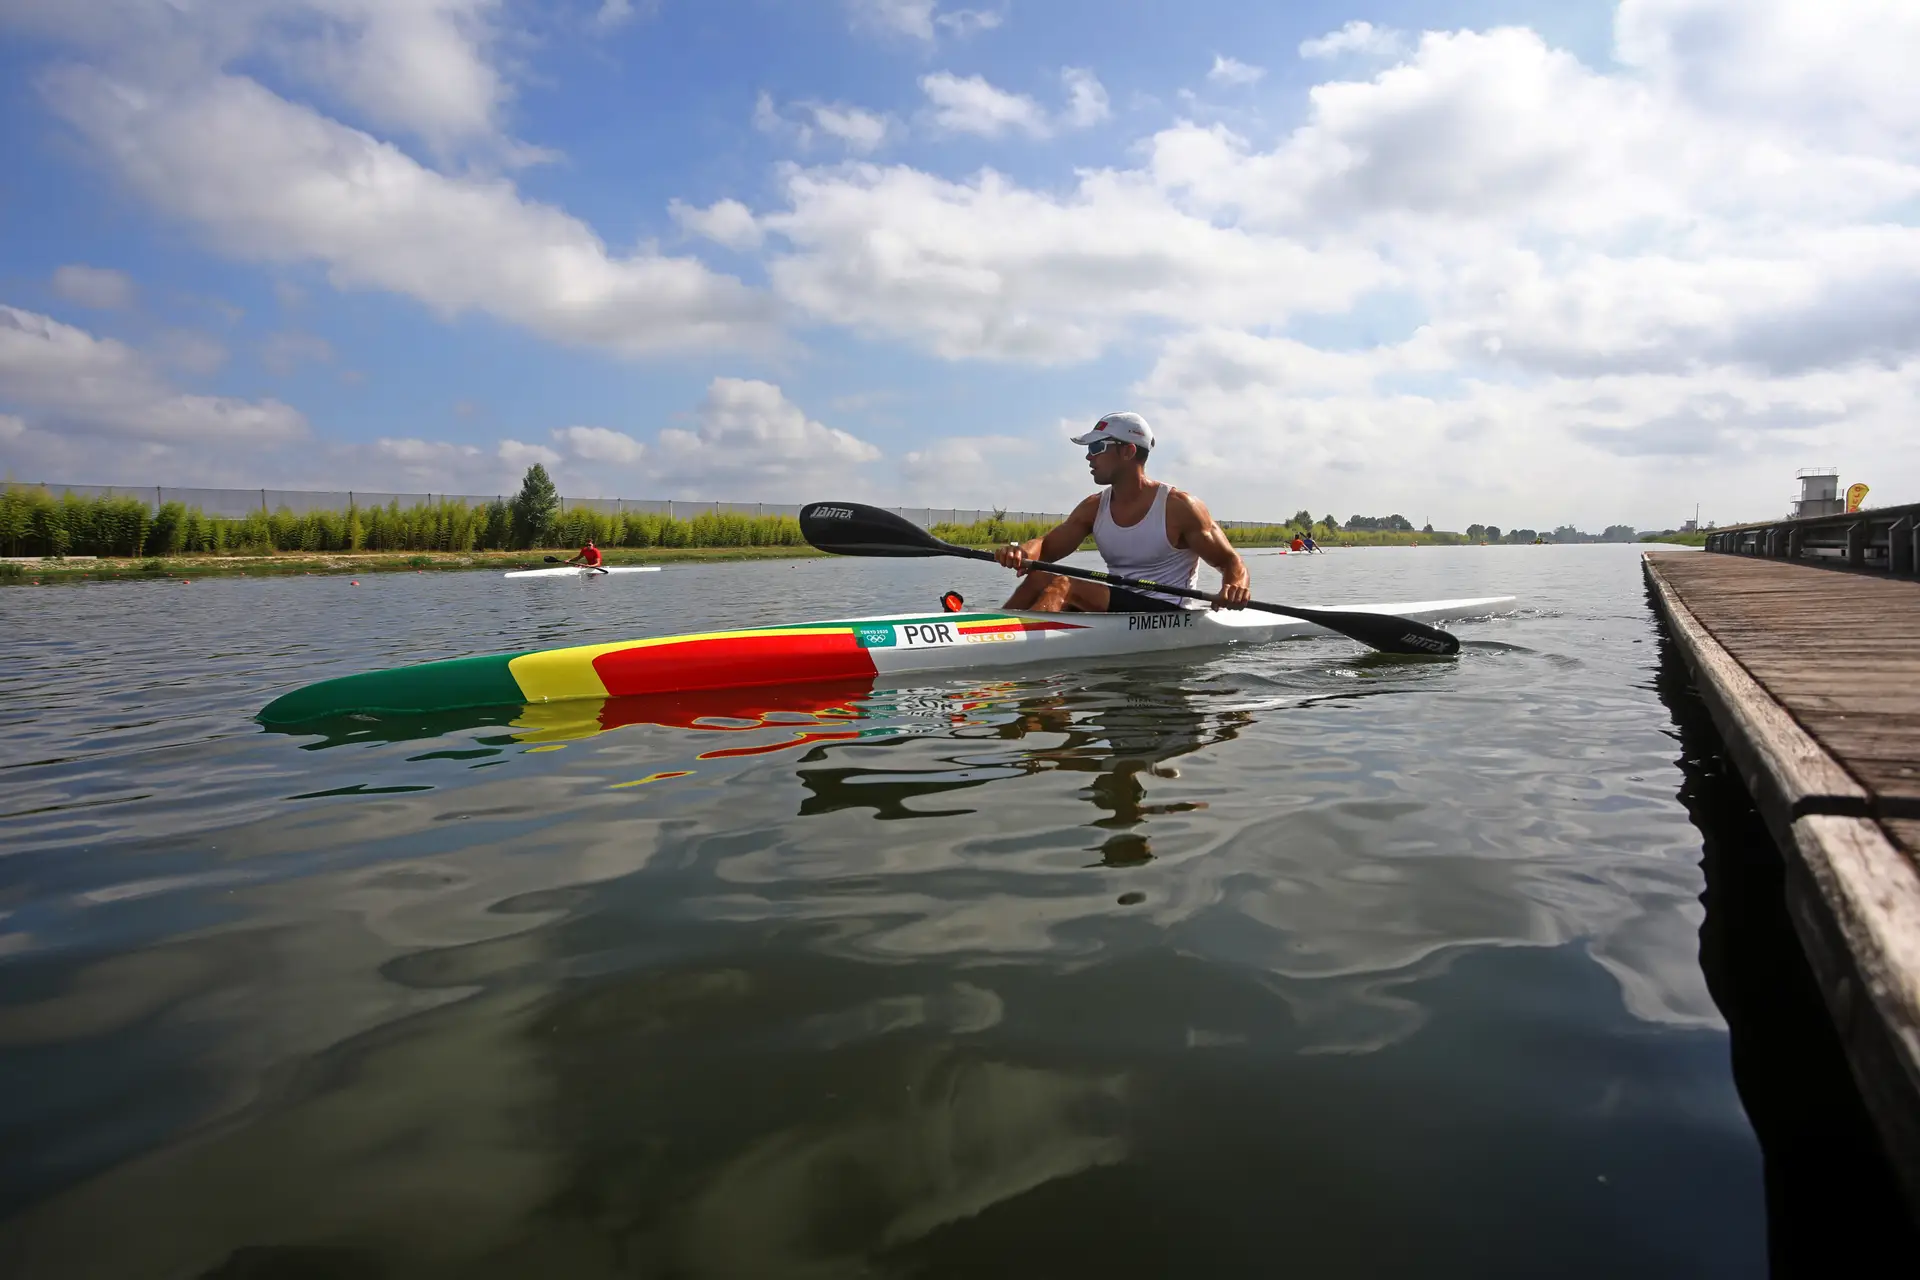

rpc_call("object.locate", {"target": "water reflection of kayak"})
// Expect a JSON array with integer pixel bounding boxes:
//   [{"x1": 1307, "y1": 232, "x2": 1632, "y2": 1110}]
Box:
[{"x1": 257, "y1": 597, "x2": 1511, "y2": 725}]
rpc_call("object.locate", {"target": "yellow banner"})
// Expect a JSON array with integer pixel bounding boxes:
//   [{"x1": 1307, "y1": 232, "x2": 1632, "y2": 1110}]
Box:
[{"x1": 1845, "y1": 482, "x2": 1869, "y2": 512}]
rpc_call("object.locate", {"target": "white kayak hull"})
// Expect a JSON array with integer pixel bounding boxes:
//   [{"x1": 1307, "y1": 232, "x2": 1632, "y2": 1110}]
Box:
[
  {"x1": 258, "y1": 596, "x2": 1514, "y2": 723},
  {"x1": 503, "y1": 565, "x2": 662, "y2": 579},
  {"x1": 855, "y1": 597, "x2": 1511, "y2": 679}
]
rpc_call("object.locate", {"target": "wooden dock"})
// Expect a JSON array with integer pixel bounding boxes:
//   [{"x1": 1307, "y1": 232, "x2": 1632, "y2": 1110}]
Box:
[{"x1": 1644, "y1": 550, "x2": 1920, "y2": 1214}]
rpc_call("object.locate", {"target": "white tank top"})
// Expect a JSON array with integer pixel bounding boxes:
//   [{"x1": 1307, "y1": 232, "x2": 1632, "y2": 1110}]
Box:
[{"x1": 1093, "y1": 483, "x2": 1202, "y2": 608}]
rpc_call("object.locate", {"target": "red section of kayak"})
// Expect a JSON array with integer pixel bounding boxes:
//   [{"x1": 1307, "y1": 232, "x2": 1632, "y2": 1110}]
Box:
[{"x1": 592, "y1": 631, "x2": 877, "y2": 697}]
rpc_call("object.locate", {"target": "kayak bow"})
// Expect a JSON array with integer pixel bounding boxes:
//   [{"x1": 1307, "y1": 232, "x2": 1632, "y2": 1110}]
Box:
[{"x1": 256, "y1": 597, "x2": 1510, "y2": 726}]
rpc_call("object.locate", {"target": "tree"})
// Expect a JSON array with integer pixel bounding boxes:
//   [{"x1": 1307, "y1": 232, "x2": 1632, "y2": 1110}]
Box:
[
  {"x1": 509, "y1": 464, "x2": 561, "y2": 548},
  {"x1": 1290, "y1": 509, "x2": 1314, "y2": 530},
  {"x1": 1466, "y1": 523, "x2": 1487, "y2": 541},
  {"x1": 1421, "y1": 521, "x2": 1434, "y2": 534},
  {"x1": 1344, "y1": 514, "x2": 1414, "y2": 532},
  {"x1": 1601, "y1": 524, "x2": 1637, "y2": 542},
  {"x1": 1485, "y1": 525, "x2": 1501, "y2": 541}
]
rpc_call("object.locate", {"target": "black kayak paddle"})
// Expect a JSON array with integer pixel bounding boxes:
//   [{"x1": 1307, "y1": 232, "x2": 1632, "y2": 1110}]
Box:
[{"x1": 799, "y1": 501, "x2": 1460, "y2": 657}]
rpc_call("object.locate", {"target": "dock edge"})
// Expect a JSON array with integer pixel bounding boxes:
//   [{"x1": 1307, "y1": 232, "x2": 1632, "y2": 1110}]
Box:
[{"x1": 1643, "y1": 552, "x2": 1920, "y2": 1217}]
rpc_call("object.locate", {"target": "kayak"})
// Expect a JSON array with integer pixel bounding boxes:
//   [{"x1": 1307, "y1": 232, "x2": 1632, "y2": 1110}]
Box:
[
  {"x1": 257, "y1": 596, "x2": 1511, "y2": 725},
  {"x1": 504, "y1": 565, "x2": 661, "y2": 579}
]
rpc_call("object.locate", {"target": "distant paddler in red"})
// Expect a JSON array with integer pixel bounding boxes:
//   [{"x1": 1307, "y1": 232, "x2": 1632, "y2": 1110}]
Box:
[
  {"x1": 994, "y1": 411, "x2": 1251, "y2": 614},
  {"x1": 567, "y1": 539, "x2": 606, "y2": 573}
]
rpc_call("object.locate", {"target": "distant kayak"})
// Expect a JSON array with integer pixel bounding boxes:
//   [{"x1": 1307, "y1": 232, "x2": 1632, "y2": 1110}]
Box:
[{"x1": 503, "y1": 566, "x2": 662, "y2": 579}]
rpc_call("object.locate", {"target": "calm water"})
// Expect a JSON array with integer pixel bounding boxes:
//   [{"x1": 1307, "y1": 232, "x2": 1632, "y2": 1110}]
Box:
[{"x1": 0, "y1": 545, "x2": 1875, "y2": 1276}]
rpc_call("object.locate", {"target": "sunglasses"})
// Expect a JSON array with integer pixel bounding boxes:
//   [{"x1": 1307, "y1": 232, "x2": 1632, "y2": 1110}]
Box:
[{"x1": 1085, "y1": 438, "x2": 1130, "y2": 457}]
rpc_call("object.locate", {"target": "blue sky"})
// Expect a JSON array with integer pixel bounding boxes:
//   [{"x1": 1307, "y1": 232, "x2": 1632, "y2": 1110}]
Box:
[{"x1": 1, "y1": 0, "x2": 1915, "y2": 530}]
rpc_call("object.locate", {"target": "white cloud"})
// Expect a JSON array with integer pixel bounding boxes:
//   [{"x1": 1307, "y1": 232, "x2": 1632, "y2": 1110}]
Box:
[
  {"x1": 41, "y1": 67, "x2": 776, "y2": 357},
  {"x1": 498, "y1": 438, "x2": 562, "y2": 471},
  {"x1": 0, "y1": 413, "x2": 24, "y2": 442},
  {"x1": 753, "y1": 93, "x2": 890, "y2": 153},
  {"x1": 1206, "y1": 55, "x2": 1265, "y2": 87},
  {"x1": 375, "y1": 436, "x2": 483, "y2": 469},
  {"x1": 280, "y1": 0, "x2": 512, "y2": 154},
  {"x1": 935, "y1": 8, "x2": 1003, "y2": 38},
  {"x1": 671, "y1": 198, "x2": 764, "y2": 250},
  {"x1": 51, "y1": 264, "x2": 135, "y2": 310},
  {"x1": 261, "y1": 331, "x2": 336, "y2": 375},
  {"x1": 920, "y1": 72, "x2": 1050, "y2": 138},
  {"x1": 849, "y1": 0, "x2": 937, "y2": 41},
  {"x1": 553, "y1": 424, "x2": 646, "y2": 465},
  {"x1": 0, "y1": 303, "x2": 305, "y2": 445},
  {"x1": 492, "y1": 382, "x2": 886, "y2": 498},
  {"x1": 1615, "y1": 0, "x2": 1920, "y2": 152},
  {"x1": 649, "y1": 377, "x2": 880, "y2": 495},
  {"x1": 809, "y1": 102, "x2": 890, "y2": 152},
  {"x1": 153, "y1": 329, "x2": 230, "y2": 375},
  {"x1": 1151, "y1": 26, "x2": 1917, "y2": 236},
  {"x1": 1299, "y1": 20, "x2": 1408, "y2": 60},
  {"x1": 1133, "y1": 331, "x2": 1920, "y2": 530},
  {"x1": 760, "y1": 163, "x2": 1388, "y2": 362},
  {"x1": 919, "y1": 69, "x2": 1109, "y2": 139},
  {"x1": 848, "y1": 0, "x2": 1001, "y2": 42},
  {"x1": 1, "y1": 0, "x2": 530, "y2": 156},
  {"x1": 353, "y1": 436, "x2": 539, "y2": 495},
  {"x1": 753, "y1": 89, "x2": 784, "y2": 137},
  {"x1": 899, "y1": 434, "x2": 1031, "y2": 488},
  {"x1": 592, "y1": 0, "x2": 646, "y2": 31},
  {"x1": 1060, "y1": 68, "x2": 1109, "y2": 129}
]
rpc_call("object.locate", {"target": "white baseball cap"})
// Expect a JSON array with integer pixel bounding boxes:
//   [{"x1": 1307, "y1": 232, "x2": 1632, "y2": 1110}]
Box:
[{"x1": 1071, "y1": 411, "x2": 1155, "y2": 449}]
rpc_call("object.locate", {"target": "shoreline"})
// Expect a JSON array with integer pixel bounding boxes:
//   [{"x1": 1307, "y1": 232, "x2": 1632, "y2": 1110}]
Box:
[
  {"x1": 2, "y1": 538, "x2": 1708, "y2": 587},
  {"x1": 0, "y1": 545, "x2": 829, "y2": 585}
]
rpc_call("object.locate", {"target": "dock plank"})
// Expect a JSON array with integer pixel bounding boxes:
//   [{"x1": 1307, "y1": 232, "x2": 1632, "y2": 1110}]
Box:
[{"x1": 1644, "y1": 551, "x2": 1920, "y2": 852}]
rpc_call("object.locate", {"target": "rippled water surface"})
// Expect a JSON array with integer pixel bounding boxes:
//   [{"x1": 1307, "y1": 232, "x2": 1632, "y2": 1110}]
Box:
[{"x1": 1, "y1": 546, "x2": 1773, "y2": 1276}]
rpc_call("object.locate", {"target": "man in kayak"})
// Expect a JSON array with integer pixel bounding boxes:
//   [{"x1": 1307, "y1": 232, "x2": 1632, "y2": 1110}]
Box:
[
  {"x1": 995, "y1": 412, "x2": 1251, "y2": 613},
  {"x1": 566, "y1": 539, "x2": 605, "y2": 572}
]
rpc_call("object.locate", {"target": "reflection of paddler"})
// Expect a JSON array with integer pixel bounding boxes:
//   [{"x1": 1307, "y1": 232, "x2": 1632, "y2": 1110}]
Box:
[{"x1": 785, "y1": 673, "x2": 1246, "y2": 833}]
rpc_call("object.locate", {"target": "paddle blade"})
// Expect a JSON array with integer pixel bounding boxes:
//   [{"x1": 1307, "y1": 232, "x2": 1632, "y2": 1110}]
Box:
[
  {"x1": 800, "y1": 501, "x2": 951, "y2": 557},
  {"x1": 1295, "y1": 606, "x2": 1460, "y2": 657}
]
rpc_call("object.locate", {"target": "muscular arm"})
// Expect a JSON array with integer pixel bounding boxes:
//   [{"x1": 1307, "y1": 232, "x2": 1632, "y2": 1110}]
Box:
[
  {"x1": 997, "y1": 495, "x2": 1099, "y2": 571},
  {"x1": 1167, "y1": 491, "x2": 1251, "y2": 608}
]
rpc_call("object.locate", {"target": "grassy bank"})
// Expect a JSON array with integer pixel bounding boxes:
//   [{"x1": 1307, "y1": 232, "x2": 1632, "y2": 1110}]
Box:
[{"x1": 1, "y1": 484, "x2": 818, "y2": 558}]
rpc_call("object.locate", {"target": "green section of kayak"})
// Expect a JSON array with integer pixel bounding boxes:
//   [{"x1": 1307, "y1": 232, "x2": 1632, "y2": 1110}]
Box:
[{"x1": 257, "y1": 651, "x2": 532, "y2": 725}]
